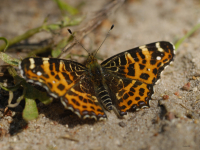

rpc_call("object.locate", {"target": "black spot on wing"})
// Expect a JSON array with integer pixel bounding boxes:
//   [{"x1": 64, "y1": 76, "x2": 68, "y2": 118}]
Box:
[
  {"x1": 138, "y1": 52, "x2": 145, "y2": 59},
  {"x1": 135, "y1": 97, "x2": 140, "y2": 101},
  {"x1": 47, "y1": 82, "x2": 53, "y2": 88},
  {"x1": 139, "y1": 88, "x2": 145, "y2": 96},
  {"x1": 127, "y1": 64, "x2": 135, "y2": 76},
  {"x1": 130, "y1": 51, "x2": 139, "y2": 62},
  {"x1": 123, "y1": 93, "x2": 129, "y2": 100},
  {"x1": 157, "y1": 62, "x2": 162, "y2": 67},
  {"x1": 128, "y1": 91, "x2": 134, "y2": 96},
  {"x1": 55, "y1": 74, "x2": 60, "y2": 80},
  {"x1": 139, "y1": 64, "x2": 145, "y2": 70},
  {"x1": 127, "y1": 100, "x2": 132, "y2": 105},
  {"x1": 140, "y1": 73, "x2": 150, "y2": 80},
  {"x1": 130, "y1": 87, "x2": 136, "y2": 93},
  {"x1": 150, "y1": 60, "x2": 156, "y2": 65},
  {"x1": 142, "y1": 60, "x2": 146, "y2": 64},
  {"x1": 153, "y1": 68, "x2": 157, "y2": 75},
  {"x1": 57, "y1": 84, "x2": 65, "y2": 90},
  {"x1": 120, "y1": 56, "x2": 127, "y2": 66},
  {"x1": 163, "y1": 59, "x2": 168, "y2": 63}
]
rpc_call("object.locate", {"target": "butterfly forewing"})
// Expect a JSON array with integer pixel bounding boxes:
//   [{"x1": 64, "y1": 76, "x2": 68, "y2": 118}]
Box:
[
  {"x1": 20, "y1": 57, "x2": 86, "y2": 98},
  {"x1": 101, "y1": 41, "x2": 175, "y2": 85}
]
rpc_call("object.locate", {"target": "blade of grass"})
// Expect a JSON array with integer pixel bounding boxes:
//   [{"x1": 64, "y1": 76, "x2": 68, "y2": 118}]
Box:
[
  {"x1": 0, "y1": 37, "x2": 9, "y2": 51},
  {"x1": 53, "y1": 0, "x2": 79, "y2": 15},
  {"x1": 175, "y1": 23, "x2": 200, "y2": 49},
  {"x1": 0, "y1": 17, "x2": 83, "y2": 52}
]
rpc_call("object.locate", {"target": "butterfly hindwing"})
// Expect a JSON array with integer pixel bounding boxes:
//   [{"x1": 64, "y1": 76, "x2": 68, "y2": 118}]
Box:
[
  {"x1": 61, "y1": 77, "x2": 107, "y2": 120},
  {"x1": 103, "y1": 73, "x2": 153, "y2": 113}
]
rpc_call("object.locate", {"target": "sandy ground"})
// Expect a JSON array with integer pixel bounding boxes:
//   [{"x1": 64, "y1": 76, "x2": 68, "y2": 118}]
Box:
[{"x1": 0, "y1": 0, "x2": 200, "y2": 150}]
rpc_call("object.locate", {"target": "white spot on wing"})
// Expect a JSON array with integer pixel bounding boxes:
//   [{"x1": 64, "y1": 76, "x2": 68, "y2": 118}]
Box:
[
  {"x1": 156, "y1": 56, "x2": 161, "y2": 60},
  {"x1": 139, "y1": 45, "x2": 150, "y2": 59},
  {"x1": 83, "y1": 115, "x2": 90, "y2": 119},
  {"x1": 37, "y1": 71, "x2": 42, "y2": 76},
  {"x1": 139, "y1": 45, "x2": 146, "y2": 49},
  {"x1": 61, "y1": 99, "x2": 67, "y2": 107},
  {"x1": 27, "y1": 80, "x2": 34, "y2": 83},
  {"x1": 91, "y1": 116, "x2": 97, "y2": 121},
  {"x1": 43, "y1": 58, "x2": 49, "y2": 64},
  {"x1": 74, "y1": 111, "x2": 81, "y2": 118},
  {"x1": 29, "y1": 58, "x2": 35, "y2": 69},
  {"x1": 42, "y1": 58, "x2": 49, "y2": 61},
  {"x1": 156, "y1": 42, "x2": 164, "y2": 52}
]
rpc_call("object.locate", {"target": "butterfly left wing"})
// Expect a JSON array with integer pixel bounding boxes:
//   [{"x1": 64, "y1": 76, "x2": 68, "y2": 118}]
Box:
[
  {"x1": 19, "y1": 57, "x2": 107, "y2": 120},
  {"x1": 61, "y1": 76, "x2": 107, "y2": 120},
  {"x1": 101, "y1": 41, "x2": 175, "y2": 113}
]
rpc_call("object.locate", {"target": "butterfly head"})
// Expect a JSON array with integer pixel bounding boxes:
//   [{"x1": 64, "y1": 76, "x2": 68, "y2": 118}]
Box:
[
  {"x1": 68, "y1": 25, "x2": 114, "y2": 65},
  {"x1": 85, "y1": 53, "x2": 98, "y2": 67}
]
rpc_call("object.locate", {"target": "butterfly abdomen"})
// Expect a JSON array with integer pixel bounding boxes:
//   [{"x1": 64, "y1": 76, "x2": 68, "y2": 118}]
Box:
[{"x1": 97, "y1": 86, "x2": 112, "y2": 111}]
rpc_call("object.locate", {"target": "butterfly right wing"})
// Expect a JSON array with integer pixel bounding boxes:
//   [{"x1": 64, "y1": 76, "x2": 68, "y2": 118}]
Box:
[{"x1": 101, "y1": 41, "x2": 175, "y2": 113}]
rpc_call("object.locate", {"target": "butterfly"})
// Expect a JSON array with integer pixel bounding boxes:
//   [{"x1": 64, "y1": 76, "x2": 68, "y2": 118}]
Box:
[{"x1": 19, "y1": 28, "x2": 175, "y2": 121}]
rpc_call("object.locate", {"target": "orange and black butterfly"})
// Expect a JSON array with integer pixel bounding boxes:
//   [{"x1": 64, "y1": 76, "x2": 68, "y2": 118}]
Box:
[{"x1": 19, "y1": 26, "x2": 175, "y2": 121}]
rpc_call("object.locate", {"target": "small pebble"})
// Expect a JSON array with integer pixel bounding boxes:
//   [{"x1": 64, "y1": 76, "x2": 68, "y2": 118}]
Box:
[
  {"x1": 118, "y1": 121, "x2": 126, "y2": 127},
  {"x1": 182, "y1": 82, "x2": 191, "y2": 91},
  {"x1": 162, "y1": 95, "x2": 169, "y2": 100},
  {"x1": 115, "y1": 139, "x2": 121, "y2": 146},
  {"x1": 166, "y1": 112, "x2": 175, "y2": 121},
  {"x1": 174, "y1": 92, "x2": 179, "y2": 96},
  {"x1": 192, "y1": 76, "x2": 197, "y2": 80},
  {"x1": 193, "y1": 87, "x2": 197, "y2": 92}
]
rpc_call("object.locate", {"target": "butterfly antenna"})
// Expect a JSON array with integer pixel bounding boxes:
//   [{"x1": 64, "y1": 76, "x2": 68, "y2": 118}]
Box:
[
  {"x1": 67, "y1": 29, "x2": 90, "y2": 54},
  {"x1": 94, "y1": 24, "x2": 114, "y2": 56}
]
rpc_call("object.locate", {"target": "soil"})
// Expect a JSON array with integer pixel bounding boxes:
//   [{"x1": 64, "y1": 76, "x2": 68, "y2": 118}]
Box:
[{"x1": 1, "y1": 0, "x2": 200, "y2": 150}]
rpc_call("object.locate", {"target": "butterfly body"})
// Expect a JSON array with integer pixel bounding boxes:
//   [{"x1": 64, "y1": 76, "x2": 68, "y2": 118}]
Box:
[
  {"x1": 84, "y1": 54, "x2": 114, "y2": 112},
  {"x1": 19, "y1": 41, "x2": 175, "y2": 121}
]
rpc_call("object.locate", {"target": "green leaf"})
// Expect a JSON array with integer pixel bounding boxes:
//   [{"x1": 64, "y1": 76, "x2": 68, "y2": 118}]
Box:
[
  {"x1": 23, "y1": 98, "x2": 39, "y2": 121},
  {"x1": 24, "y1": 81, "x2": 53, "y2": 105},
  {"x1": 53, "y1": 0, "x2": 79, "y2": 15},
  {"x1": 0, "y1": 52, "x2": 20, "y2": 66},
  {"x1": 51, "y1": 37, "x2": 69, "y2": 57},
  {"x1": 52, "y1": 48, "x2": 62, "y2": 58}
]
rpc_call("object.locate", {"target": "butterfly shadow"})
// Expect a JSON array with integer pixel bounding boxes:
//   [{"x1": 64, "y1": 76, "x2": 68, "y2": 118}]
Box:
[
  {"x1": 38, "y1": 99, "x2": 98, "y2": 128},
  {"x1": 6, "y1": 99, "x2": 97, "y2": 136}
]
